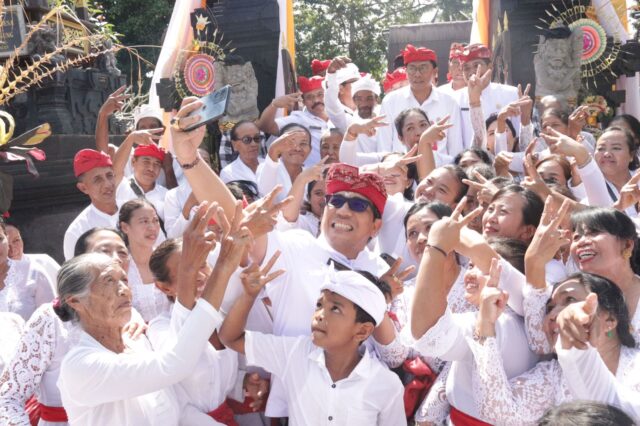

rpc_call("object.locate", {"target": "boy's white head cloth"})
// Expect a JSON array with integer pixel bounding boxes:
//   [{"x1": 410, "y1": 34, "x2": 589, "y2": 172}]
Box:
[{"x1": 320, "y1": 267, "x2": 386, "y2": 325}]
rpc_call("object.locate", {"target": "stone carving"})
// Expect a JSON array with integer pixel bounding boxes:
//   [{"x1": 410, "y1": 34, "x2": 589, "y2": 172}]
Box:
[
  {"x1": 534, "y1": 26, "x2": 583, "y2": 103},
  {"x1": 213, "y1": 55, "x2": 259, "y2": 122},
  {"x1": 95, "y1": 39, "x2": 121, "y2": 77}
]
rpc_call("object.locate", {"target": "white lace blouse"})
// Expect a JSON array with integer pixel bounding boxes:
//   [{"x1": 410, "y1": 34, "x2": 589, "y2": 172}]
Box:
[
  {"x1": 0, "y1": 259, "x2": 56, "y2": 321},
  {"x1": 127, "y1": 260, "x2": 171, "y2": 323},
  {"x1": 0, "y1": 304, "x2": 77, "y2": 426},
  {"x1": 0, "y1": 312, "x2": 24, "y2": 375},
  {"x1": 470, "y1": 336, "x2": 640, "y2": 425}
]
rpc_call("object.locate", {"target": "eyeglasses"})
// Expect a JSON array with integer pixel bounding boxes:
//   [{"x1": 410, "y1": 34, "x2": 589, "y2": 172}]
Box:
[
  {"x1": 325, "y1": 194, "x2": 373, "y2": 214},
  {"x1": 406, "y1": 64, "x2": 432, "y2": 75},
  {"x1": 237, "y1": 134, "x2": 265, "y2": 145}
]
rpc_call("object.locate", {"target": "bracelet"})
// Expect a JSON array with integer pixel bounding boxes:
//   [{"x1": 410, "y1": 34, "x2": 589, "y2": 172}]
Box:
[
  {"x1": 426, "y1": 244, "x2": 447, "y2": 257},
  {"x1": 179, "y1": 156, "x2": 200, "y2": 170}
]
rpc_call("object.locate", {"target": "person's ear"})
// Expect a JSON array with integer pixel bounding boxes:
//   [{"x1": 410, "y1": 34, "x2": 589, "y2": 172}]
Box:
[
  {"x1": 66, "y1": 295, "x2": 86, "y2": 317},
  {"x1": 370, "y1": 218, "x2": 383, "y2": 238},
  {"x1": 77, "y1": 181, "x2": 88, "y2": 195},
  {"x1": 354, "y1": 321, "x2": 375, "y2": 343},
  {"x1": 119, "y1": 221, "x2": 131, "y2": 235},
  {"x1": 520, "y1": 224, "x2": 536, "y2": 242},
  {"x1": 154, "y1": 280, "x2": 175, "y2": 298}
]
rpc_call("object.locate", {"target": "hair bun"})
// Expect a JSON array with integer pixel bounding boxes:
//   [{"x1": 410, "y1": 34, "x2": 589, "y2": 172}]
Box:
[{"x1": 52, "y1": 301, "x2": 74, "y2": 322}]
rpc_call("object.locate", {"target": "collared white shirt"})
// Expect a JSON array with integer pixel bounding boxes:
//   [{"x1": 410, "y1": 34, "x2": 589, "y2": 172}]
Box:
[
  {"x1": 377, "y1": 85, "x2": 463, "y2": 157},
  {"x1": 58, "y1": 300, "x2": 221, "y2": 426},
  {"x1": 116, "y1": 177, "x2": 168, "y2": 221},
  {"x1": 274, "y1": 109, "x2": 332, "y2": 167},
  {"x1": 259, "y1": 229, "x2": 390, "y2": 417},
  {"x1": 220, "y1": 156, "x2": 263, "y2": 184},
  {"x1": 0, "y1": 258, "x2": 56, "y2": 321},
  {"x1": 63, "y1": 204, "x2": 119, "y2": 261},
  {"x1": 245, "y1": 333, "x2": 406, "y2": 426},
  {"x1": 438, "y1": 81, "x2": 463, "y2": 97},
  {"x1": 457, "y1": 82, "x2": 519, "y2": 149}
]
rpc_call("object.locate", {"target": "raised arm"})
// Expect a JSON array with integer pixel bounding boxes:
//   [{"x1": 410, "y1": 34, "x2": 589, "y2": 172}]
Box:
[
  {"x1": 467, "y1": 67, "x2": 490, "y2": 149},
  {"x1": 255, "y1": 93, "x2": 301, "y2": 136},
  {"x1": 96, "y1": 86, "x2": 128, "y2": 156},
  {"x1": 171, "y1": 97, "x2": 237, "y2": 221},
  {"x1": 112, "y1": 128, "x2": 163, "y2": 186},
  {"x1": 282, "y1": 157, "x2": 327, "y2": 223}
]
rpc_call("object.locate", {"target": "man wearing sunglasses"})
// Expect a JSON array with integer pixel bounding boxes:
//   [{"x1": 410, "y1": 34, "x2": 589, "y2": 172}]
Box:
[
  {"x1": 247, "y1": 162, "x2": 391, "y2": 419},
  {"x1": 220, "y1": 120, "x2": 265, "y2": 185}
]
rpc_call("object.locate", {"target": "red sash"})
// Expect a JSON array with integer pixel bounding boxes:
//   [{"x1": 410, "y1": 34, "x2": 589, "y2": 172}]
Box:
[
  {"x1": 25, "y1": 396, "x2": 68, "y2": 425},
  {"x1": 450, "y1": 405, "x2": 492, "y2": 426},
  {"x1": 207, "y1": 400, "x2": 238, "y2": 426},
  {"x1": 402, "y1": 357, "x2": 436, "y2": 417}
]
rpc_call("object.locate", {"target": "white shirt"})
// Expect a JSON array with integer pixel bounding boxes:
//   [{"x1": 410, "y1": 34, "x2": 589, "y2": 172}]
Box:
[
  {"x1": 58, "y1": 299, "x2": 221, "y2": 426},
  {"x1": 377, "y1": 85, "x2": 463, "y2": 157},
  {"x1": 245, "y1": 332, "x2": 407, "y2": 426},
  {"x1": 0, "y1": 312, "x2": 23, "y2": 375},
  {"x1": 127, "y1": 260, "x2": 172, "y2": 323},
  {"x1": 163, "y1": 182, "x2": 193, "y2": 239},
  {"x1": 147, "y1": 302, "x2": 242, "y2": 424},
  {"x1": 63, "y1": 204, "x2": 119, "y2": 261},
  {"x1": 116, "y1": 177, "x2": 169, "y2": 221},
  {"x1": 256, "y1": 155, "x2": 295, "y2": 202},
  {"x1": 220, "y1": 157, "x2": 262, "y2": 184},
  {"x1": 457, "y1": 82, "x2": 519, "y2": 149},
  {"x1": 0, "y1": 258, "x2": 56, "y2": 321},
  {"x1": 438, "y1": 81, "x2": 463, "y2": 97},
  {"x1": 274, "y1": 109, "x2": 331, "y2": 166},
  {"x1": 413, "y1": 307, "x2": 538, "y2": 421}
]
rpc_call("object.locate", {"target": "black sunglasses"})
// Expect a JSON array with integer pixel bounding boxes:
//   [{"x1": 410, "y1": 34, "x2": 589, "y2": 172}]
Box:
[
  {"x1": 325, "y1": 194, "x2": 373, "y2": 214},
  {"x1": 237, "y1": 134, "x2": 265, "y2": 145}
]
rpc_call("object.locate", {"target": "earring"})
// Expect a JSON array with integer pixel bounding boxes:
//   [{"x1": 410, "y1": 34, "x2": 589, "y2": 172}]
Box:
[
  {"x1": 607, "y1": 330, "x2": 615, "y2": 338},
  {"x1": 623, "y1": 248, "x2": 632, "y2": 260}
]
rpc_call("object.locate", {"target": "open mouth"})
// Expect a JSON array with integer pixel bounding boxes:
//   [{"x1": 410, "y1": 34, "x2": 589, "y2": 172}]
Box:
[{"x1": 331, "y1": 222, "x2": 353, "y2": 232}]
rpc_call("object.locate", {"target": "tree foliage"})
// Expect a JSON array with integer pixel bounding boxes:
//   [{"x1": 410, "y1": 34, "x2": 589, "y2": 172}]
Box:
[{"x1": 294, "y1": 0, "x2": 471, "y2": 80}]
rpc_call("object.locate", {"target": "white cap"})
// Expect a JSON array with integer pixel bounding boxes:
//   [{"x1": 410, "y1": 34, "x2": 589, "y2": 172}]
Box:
[
  {"x1": 133, "y1": 104, "x2": 164, "y2": 129},
  {"x1": 320, "y1": 268, "x2": 386, "y2": 325},
  {"x1": 336, "y1": 63, "x2": 361, "y2": 85},
  {"x1": 351, "y1": 73, "x2": 381, "y2": 97}
]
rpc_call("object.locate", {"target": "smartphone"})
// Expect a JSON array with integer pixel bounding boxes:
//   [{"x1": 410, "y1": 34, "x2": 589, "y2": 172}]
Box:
[
  {"x1": 183, "y1": 85, "x2": 231, "y2": 131},
  {"x1": 380, "y1": 253, "x2": 397, "y2": 267}
]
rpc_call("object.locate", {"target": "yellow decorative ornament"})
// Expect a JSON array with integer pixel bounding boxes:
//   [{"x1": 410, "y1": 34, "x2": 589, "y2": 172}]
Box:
[{"x1": 0, "y1": 111, "x2": 16, "y2": 146}]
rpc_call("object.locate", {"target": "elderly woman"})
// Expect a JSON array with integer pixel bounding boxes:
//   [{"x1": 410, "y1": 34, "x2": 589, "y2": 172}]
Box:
[
  {"x1": 0, "y1": 227, "x2": 136, "y2": 426},
  {"x1": 56, "y1": 201, "x2": 250, "y2": 425}
]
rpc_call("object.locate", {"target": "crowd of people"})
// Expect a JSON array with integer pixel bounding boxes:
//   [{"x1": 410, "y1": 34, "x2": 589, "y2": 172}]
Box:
[{"x1": 0, "y1": 40, "x2": 640, "y2": 425}]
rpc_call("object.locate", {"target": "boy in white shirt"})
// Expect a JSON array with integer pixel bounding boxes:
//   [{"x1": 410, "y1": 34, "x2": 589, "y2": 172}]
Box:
[{"x1": 219, "y1": 266, "x2": 407, "y2": 426}]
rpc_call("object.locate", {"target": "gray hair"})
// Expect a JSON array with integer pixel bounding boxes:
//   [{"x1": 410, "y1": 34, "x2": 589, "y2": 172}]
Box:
[{"x1": 53, "y1": 253, "x2": 115, "y2": 322}]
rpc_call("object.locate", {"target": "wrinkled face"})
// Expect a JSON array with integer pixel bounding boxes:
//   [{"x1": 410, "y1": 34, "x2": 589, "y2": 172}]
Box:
[
  {"x1": 449, "y1": 58, "x2": 464, "y2": 82},
  {"x1": 77, "y1": 166, "x2": 116, "y2": 206},
  {"x1": 400, "y1": 110, "x2": 429, "y2": 148},
  {"x1": 463, "y1": 262, "x2": 489, "y2": 306},
  {"x1": 405, "y1": 208, "x2": 440, "y2": 262},
  {"x1": 321, "y1": 191, "x2": 381, "y2": 257},
  {"x1": 312, "y1": 290, "x2": 365, "y2": 349},
  {"x1": 462, "y1": 59, "x2": 489, "y2": 82},
  {"x1": 353, "y1": 90, "x2": 377, "y2": 119},
  {"x1": 231, "y1": 122, "x2": 262, "y2": 163},
  {"x1": 79, "y1": 264, "x2": 132, "y2": 328},
  {"x1": 85, "y1": 230, "x2": 130, "y2": 271},
  {"x1": 457, "y1": 151, "x2": 483, "y2": 170},
  {"x1": 281, "y1": 130, "x2": 312, "y2": 167},
  {"x1": 482, "y1": 192, "x2": 533, "y2": 241},
  {"x1": 415, "y1": 168, "x2": 462, "y2": 208},
  {"x1": 541, "y1": 114, "x2": 568, "y2": 135},
  {"x1": 406, "y1": 60, "x2": 436, "y2": 91},
  {"x1": 486, "y1": 121, "x2": 515, "y2": 154},
  {"x1": 320, "y1": 133, "x2": 342, "y2": 164},
  {"x1": 309, "y1": 179, "x2": 326, "y2": 218},
  {"x1": 380, "y1": 154, "x2": 412, "y2": 196},
  {"x1": 537, "y1": 160, "x2": 568, "y2": 187},
  {"x1": 136, "y1": 117, "x2": 163, "y2": 131},
  {"x1": 6, "y1": 226, "x2": 23, "y2": 261},
  {"x1": 132, "y1": 155, "x2": 162, "y2": 189},
  {"x1": 595, "y1": 130, "x2": 634, "y2": 177},
  {"x1": 570, "y1": 225, "x2": 630, "y2": 277},
  {"x1": 120, "y1": 205, "x2": 161, "y2": 249},
  {"x1": 302, "y1": 88, "x2": 325, "y2": 116},
  {"x1": 543, "y1": 279, "x2": 589, "y2": 346}
]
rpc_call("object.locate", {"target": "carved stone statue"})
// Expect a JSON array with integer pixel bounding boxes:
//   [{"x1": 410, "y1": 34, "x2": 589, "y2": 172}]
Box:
[
  {"x1": 534, "y1": 26, "x2": 583, "y2": 104},
  {"x1": 27, "y1": 27, "x2": 65, "y2": 64},
  {"x1": 95, "y1": 39, "x2": 121, "y2": 77},
  {"x1": 213, "y1": 55, "x2": 259, "y2": 122}
]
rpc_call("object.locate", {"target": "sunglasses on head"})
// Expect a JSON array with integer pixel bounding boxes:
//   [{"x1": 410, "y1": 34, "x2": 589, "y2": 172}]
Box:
[
  {"x1": 237, "y1": 134, "x2": 265, "y2": 145},
  {"x1": 325, "y1": 194, "x2": 373, "y2": 214}
]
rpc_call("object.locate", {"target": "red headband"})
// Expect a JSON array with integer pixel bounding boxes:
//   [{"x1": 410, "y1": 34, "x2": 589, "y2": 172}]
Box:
[
  {"x1": 325, "y1": 163, "x2": 387, "y2": 215},
  {"x1": 449, "y1": 42, "x2": 466, "y2": 60},
  {"x1": 134, "y1": 143, "x2": 166, "y2": 162},
  {"x1": 298, "y1": 76, "x2": 324, "y2": 94},
  {"x1": 383, "y1": 67, "x2": 408, "y2": 93},
  {"x1": 402, "y1": 44, "x2": 437, "y2": 65},
  {"x1": 311, "y1": 59, "x2": 331, "y2": 76},
  {"x1": 460, "y1": 43, "x2": 491, "y2": 63},
  {"x1": 74, "y1": 149, "x2": 113, "y2": 177}
]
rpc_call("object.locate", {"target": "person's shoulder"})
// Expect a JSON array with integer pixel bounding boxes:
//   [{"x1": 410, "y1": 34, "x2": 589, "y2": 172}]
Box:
[
  {"x1": 492, "y1": 82, "x2": 518, "y2": 96},
  {"x1": 381, "y1": 86, "x2": 408, "y2": 105}
]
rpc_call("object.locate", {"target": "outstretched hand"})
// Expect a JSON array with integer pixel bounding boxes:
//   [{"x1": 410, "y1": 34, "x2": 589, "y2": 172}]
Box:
[
  {"x1": 557, "y1": 292, "x2": 599, "y2": 350},
  {"x1": 240, "y1": 251, "x2": 285, "y2": 298},
  {"x1": 427, "y1": 197, "x2": 484, "y2": 254}
]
